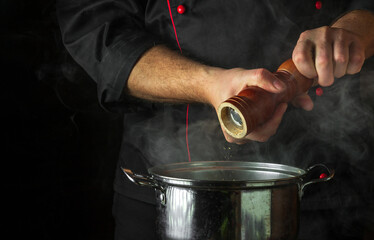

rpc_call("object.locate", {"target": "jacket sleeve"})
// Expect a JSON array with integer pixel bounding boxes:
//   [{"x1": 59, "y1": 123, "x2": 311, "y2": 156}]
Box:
[{"x1": 56, "y1": 0, "x2": 160, "y2": 112}]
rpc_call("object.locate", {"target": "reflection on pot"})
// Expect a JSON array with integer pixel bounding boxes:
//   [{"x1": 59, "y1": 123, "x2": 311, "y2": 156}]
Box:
[{"x1": 123, "y1": 161, "x2": 334, "y2": 240}]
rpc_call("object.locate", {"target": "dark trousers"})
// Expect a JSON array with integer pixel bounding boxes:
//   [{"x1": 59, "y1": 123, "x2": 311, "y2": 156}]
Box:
[{"x1": 113, "y1": 193, "x2": 157, "y2": 240}]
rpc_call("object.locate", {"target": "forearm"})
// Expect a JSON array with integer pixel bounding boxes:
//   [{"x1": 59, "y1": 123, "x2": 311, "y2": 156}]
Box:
[
  {"x1": 126, "y1": 45, "x2": 221, "y2": 104},
  {"x1": 332, "y1": 10, "x2": 374, "y2": 59}
]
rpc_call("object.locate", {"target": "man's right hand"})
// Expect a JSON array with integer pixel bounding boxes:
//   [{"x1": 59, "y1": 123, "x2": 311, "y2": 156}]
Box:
[
  {"x1": 206, "y1": 67, "x2": 290, "y2": 144},
  {"x1": 127, "y1": 46, "x2": 311, "y2": 144}
]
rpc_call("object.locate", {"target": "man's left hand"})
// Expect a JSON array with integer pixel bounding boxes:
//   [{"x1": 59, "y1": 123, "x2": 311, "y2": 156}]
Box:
[{"x1": 292, "y1": 26, "x2": 365, "y2": 87}]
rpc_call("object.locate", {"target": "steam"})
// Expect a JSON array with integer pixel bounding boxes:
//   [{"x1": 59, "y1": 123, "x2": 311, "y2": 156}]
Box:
[
  {"x1": 123, "y1": 103, "x2": 226, "y2": 167},
  {"x1": 123, "y1": 71, "x2": 374, "y2": 173}
]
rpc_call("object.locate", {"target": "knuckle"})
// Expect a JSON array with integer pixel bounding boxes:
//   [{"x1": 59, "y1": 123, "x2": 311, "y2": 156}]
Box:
[
  {"x1": 320, "y1": 26, "x2": 330, "y2": 34},
  {"x1": 334, "y1": 29, "x2": 350, "y2": 45},
  {"x1": 334, "y1": 54, "x2": 347, "y2": 65},
  {"x1": 351, "y1": 53, "x2": 364, "y2": 66},
  {"x1": 254, "y1": 68, "x2": 269, "y2": 80},
  {"x1": 335, "y1": 28, "x2": 345, "y2": 37},
  {"x1": 292, "y1": 51, "x2": 308, "y2": 64},
  {"x1": 299, "y1": 31, "x2": 310, "y2": 40},
  {"x1": 316, "y1": 56, "x2": 329, "y2": 68},
  {"x1": 318, "y1": 26, "x2": 331, "y2": 41},
  {"x1": 347, "y1": 54, "x2": 364, "y2": 74}
]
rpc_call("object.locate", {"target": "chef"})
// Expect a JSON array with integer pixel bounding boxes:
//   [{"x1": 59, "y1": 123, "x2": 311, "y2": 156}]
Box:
[{"x1": 56, "y1": 0, "x2": 374, "y2": 239}]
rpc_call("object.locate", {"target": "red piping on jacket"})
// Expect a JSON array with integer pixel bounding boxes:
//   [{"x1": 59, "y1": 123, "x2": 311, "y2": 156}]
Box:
[
  {"x1": 167, "y1": 0, "x2": 191, "y2": 162},
  {"x1": 167, "y1": 0, "x2": 182, "y2": 53}
]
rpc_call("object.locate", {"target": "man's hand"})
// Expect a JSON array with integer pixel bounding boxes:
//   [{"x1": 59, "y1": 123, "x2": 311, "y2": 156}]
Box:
[
  {"x1": 126, "y1": 11, "x2": 374, "y2": 145},
  {"x1": 127, "y1": 46, "x2": 292, "y2": 144},
  {"x1": 292, "y1": 26, "x2": 365, "y2": 87},
  {"x1": 207, "y1": 68, "x2": 289, "y2": 143},
  {"x1": 291, "y1": 10, "x2": 374, "y2": 113},
  {"x1": 292, "y1": 10, "x2": 374, "y2": 88}
]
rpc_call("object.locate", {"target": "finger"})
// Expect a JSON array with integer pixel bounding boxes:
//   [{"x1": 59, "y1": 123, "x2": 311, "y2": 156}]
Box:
[
  {"x1": 346, "y1": 41, "x2": 365, "y2": 74},
  {"x1": 291, "y1": 93, "x2": 314, "y2": 111},
  {"x1": 246, "y1": 103, "x2": 288, "y2": 142},
  {"x1": 315, "y1": 40, "x2": 334, "y2": 86},
  {"x1": 333, "y1": 35, "x2": 350, "y2": 78},
  {"x1": 224, "y1": 133, "x2": 247, "y2": 145},
  {"x1": 251, "y1": 68, "x2": 286, "y2": 93},
  {"x1": 219, "y1": 123, "x2": 248, "y2": 145},
  {"x1": 293, "y1": 38, "x2": 318, "y2": 79}
]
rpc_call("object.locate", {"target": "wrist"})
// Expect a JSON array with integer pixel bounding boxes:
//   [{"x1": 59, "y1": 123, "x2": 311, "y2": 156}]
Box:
[{"x1": 200, "y1": 66, "x2": 226, "y2": 108}]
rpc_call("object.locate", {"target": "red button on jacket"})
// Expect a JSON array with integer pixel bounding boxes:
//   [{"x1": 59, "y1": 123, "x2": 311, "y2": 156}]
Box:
[
  {"x1": 315, "y1": 1, "x2": 322, "y2": 10},
  {"x1": 177, "y1": 5, "x2": 186, "y2": 14}
]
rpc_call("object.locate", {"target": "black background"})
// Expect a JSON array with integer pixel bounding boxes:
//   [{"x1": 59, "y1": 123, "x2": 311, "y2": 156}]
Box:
[
  {"x1": 1, "y1": 1, "x2": 120, "y2": 239},
  {"x1": 2, "y1": 1, "x2": 374, "y2": 240}
]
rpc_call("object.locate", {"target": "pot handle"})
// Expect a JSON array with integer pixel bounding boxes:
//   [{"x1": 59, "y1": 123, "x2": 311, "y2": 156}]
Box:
[
  {"x1": 300, "y1": 164, "x2": 335, "y2": 198},
  {"x1": 121, "y1": 167, "x2": 167, "y2": 204},
  {"x1": 121, "y1": 167, "x2": 160, "y2": 188}
]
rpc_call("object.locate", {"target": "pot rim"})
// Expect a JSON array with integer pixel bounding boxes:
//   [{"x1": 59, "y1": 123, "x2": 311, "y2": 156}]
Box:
[{"x1": 148, "y1": 161, "x2": 307, "y2": 189}]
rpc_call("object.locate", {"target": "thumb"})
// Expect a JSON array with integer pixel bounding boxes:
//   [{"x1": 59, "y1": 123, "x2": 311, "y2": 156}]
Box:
[
  {"x1": 291, "y1": 93, "x2": 314, "y2": 111},
  {"x1": 250, "y1": 68, "x2": 286, "y2": 93}
]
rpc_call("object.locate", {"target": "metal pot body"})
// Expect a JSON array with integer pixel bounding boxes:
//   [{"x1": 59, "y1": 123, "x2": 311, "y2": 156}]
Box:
[
  {"x1": 123, "y1": 161, "x2": 334, "y2": 240},
  {"x1": 155, "y1": 184, "x2": 299, "y2": 240}
]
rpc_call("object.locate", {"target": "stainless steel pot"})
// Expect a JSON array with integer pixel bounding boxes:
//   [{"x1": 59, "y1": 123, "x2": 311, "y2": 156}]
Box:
[{"x1": 122, "y1": 161, "x2": 334, "y2": 240}]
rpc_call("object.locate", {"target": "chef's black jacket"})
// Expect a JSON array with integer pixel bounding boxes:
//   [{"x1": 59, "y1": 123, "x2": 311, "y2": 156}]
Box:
[{"x1": 56, "y1": 0, "x2": 374, "y2": 233}]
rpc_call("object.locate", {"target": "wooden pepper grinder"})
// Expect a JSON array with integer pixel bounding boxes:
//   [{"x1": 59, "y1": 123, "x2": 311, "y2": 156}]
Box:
[{"x1": 217, "y1": 59, "x2": 314, "y2": 139}]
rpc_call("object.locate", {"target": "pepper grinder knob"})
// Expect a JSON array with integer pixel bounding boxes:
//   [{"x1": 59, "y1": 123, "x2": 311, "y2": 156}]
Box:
[{"x1": 217, "y1": 59, "x2": 314, "y2": 139}]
